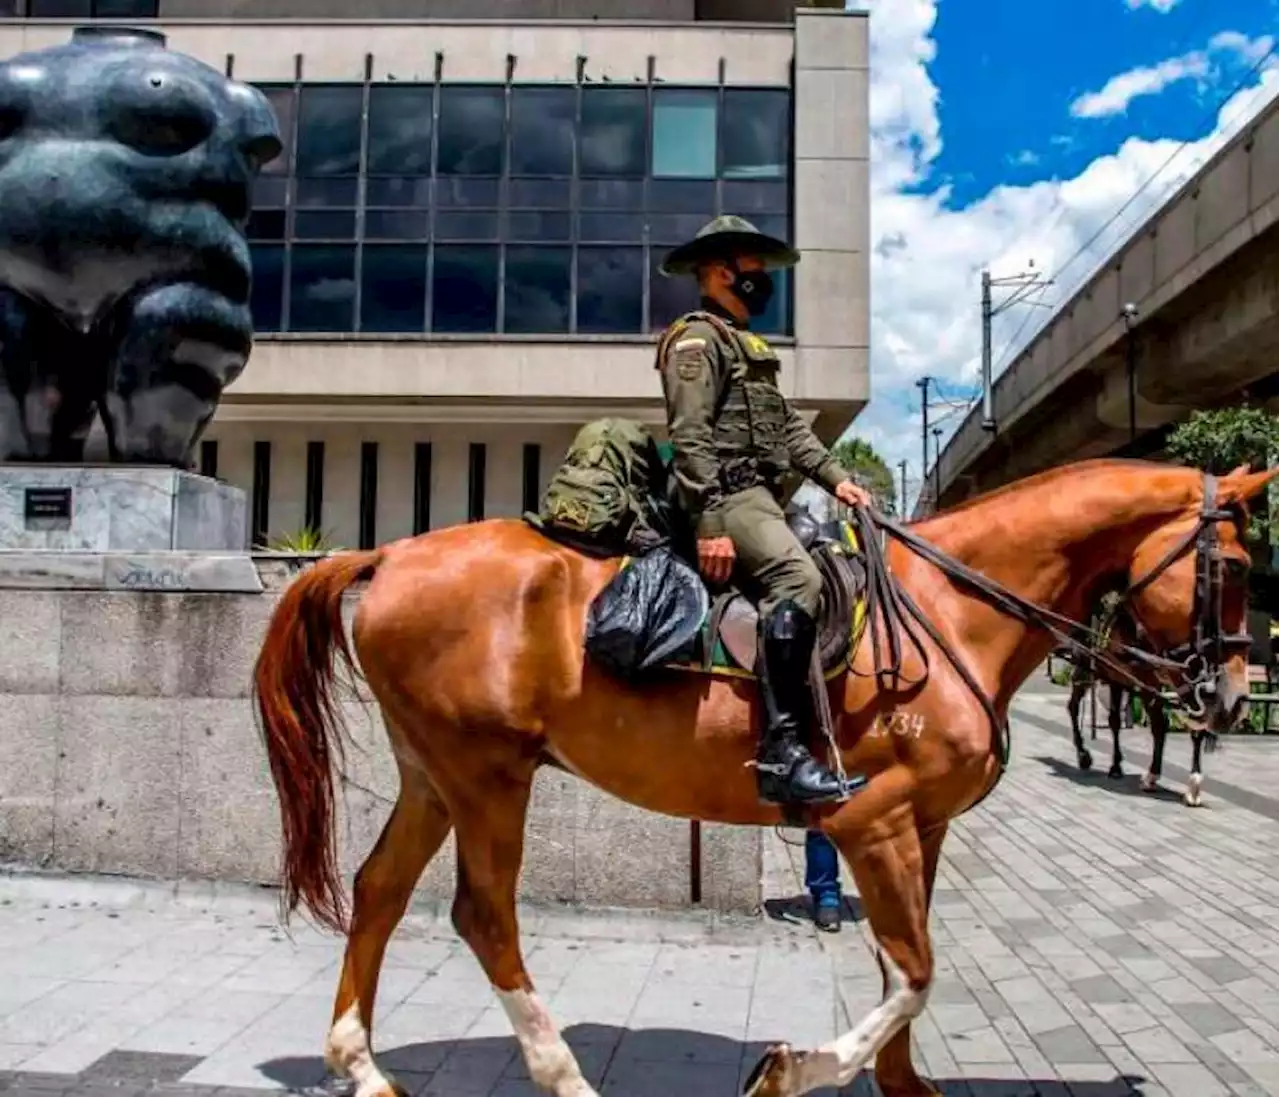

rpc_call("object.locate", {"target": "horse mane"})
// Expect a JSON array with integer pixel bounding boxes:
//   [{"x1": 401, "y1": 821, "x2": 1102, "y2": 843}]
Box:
[{"x1": 910, "y1": 457, "x2": 1194, "y2": 529}]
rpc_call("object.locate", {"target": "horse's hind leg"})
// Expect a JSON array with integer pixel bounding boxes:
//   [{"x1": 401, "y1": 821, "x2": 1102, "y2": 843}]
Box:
[
  {"x1": 1107, "y1": 685, "x2": 1125, "y2": 779},
  {"x1": 744, "y1": 804, "x2": 934, "y2": 1097},
  {"x1": 449, "y1": 760, "x2": 596, "y2": 1097},
  {"x1": 325, "y1": 769, "x2": 452, "y2": 1097}
]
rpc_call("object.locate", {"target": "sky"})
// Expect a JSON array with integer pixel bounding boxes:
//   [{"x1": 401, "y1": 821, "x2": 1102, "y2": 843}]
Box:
[{"x1": 841, "y1": 0, "x2": 1279, "y2": 510}]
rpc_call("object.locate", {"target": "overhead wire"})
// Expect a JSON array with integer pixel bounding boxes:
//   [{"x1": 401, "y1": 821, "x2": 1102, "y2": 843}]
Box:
[{"x1": 987, "y1": 45, "x2": 1278, "y2": 378}]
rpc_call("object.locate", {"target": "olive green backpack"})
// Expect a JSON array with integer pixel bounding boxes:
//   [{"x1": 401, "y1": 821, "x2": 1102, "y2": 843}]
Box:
[{"x1": 527, "y1": 418, "x2": 672, "y2": 555}]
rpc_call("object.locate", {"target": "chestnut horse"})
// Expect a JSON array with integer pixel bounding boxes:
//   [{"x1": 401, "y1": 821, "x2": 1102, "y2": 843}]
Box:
[{"x1": 253, "y1": 461, "x2": 1271, "y2": 1097}]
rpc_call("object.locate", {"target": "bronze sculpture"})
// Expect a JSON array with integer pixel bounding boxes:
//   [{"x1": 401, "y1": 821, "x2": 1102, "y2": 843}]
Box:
[{"x1": 0, "y1": 25, "x2": 281, "y2": 466}]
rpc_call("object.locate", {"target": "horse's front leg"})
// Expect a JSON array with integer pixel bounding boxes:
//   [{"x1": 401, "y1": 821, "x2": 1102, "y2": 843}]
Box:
[
  {"x1": 744, "y1": 802, "x2": 937, "y2": 1097},
  {"x1": 1185, "y1": 725, "x2": 1207, "y2": 808},
  {"x1": 1107, "y1": 685, "x2": 1125, "y2": 779},
  {"x1": 1141, "y1": 703, "x2": 1167, "y2": 793}
]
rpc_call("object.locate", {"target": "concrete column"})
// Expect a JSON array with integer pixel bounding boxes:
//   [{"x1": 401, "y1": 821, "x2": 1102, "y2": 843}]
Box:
[{"x1": 791, "y1": 7, "x2": 870, "y2": 439}]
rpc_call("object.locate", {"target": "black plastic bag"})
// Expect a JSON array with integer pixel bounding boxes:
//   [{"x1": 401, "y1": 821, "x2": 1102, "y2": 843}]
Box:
[{"x1": 585, "y1": 546, "x2": 708, "y2": 680}]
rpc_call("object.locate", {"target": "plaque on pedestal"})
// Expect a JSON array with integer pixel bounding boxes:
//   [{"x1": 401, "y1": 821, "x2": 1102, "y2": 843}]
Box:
[{"x1": 0, "y1": 466, "x2": 247, "y2": 552}]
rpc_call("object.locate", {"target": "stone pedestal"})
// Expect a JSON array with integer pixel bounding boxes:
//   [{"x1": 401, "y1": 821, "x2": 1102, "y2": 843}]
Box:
[{"x1": 0, "y1": 465, "x2": 246, "y2": 552}]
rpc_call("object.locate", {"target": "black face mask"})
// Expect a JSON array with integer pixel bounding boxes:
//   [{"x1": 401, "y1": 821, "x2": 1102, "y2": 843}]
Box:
[{"x1": 728, "y1": 264, "x2": 774, "y2": 317}]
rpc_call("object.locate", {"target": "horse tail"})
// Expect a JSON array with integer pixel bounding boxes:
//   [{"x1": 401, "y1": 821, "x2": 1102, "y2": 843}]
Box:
[{"x1": 253, "y1": 549, "x2": 382, "y2": 933}]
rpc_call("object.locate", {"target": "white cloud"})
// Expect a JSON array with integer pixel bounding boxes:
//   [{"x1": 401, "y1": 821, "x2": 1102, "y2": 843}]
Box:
[
  {"x1": 830, "y1": 4, "x2": 1280, "y2": 512},
  {"x1": 1070, "y1": 31, "x2": 1272, "y2": 118},
  {"x1": 1125, "y1": 0, "x2": 1182, "y2": 13}
]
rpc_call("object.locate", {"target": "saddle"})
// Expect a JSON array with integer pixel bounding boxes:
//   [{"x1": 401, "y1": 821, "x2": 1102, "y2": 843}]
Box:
[{"x1": 672, "y1": 511, "x2": 868, "y2": 680}]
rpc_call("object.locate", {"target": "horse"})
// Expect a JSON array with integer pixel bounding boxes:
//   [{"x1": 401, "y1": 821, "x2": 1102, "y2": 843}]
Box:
[
  {"x1": 253, "y1": 460, "x2": 1271, "y2": 1097},
  {"x1": 1066, "y1": 631, "x2": 1212, "y2": 807}
]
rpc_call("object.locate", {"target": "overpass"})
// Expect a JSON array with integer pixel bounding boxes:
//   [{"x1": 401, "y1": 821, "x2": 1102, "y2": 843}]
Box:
[{"x1": 931, "y1": 96, "x2": 1278, "y2": 510}]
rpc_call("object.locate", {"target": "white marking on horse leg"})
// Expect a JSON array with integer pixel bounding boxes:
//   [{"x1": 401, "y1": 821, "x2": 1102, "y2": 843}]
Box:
[
  {"x1": 498, "y1": 988, "x2": 598, "y2": 1097},
  {"x1": 1141, "y1": 771, "x2": 1158, "y2": 793},
  {"x1": 325, "y1": 1004, "x2": 394, "y2": 1097},
  {"x1": 1184, "y1": 772, "x2": 1204, "y2": 807},
  {"x1": 790, "y1": 952, "x2": 929, "y2": 1093}
]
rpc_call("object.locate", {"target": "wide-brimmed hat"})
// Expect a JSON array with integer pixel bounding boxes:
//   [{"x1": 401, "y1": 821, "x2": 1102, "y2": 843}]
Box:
[{"x1": 659, "y1": 215, "x2": 800, "y2": 277}]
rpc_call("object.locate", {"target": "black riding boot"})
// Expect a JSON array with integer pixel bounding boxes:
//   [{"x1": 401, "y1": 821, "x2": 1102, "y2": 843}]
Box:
[{"x1": 755, "y1": 600, "x2": 855, "y2": 806}]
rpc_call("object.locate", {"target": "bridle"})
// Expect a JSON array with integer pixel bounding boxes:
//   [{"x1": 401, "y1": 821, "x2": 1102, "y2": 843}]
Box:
[
  {"x1": 846, "y1": 472, "x2": 1248, "y2": 795},
  {"x1": 1092, "y1": 474, "x2": 1251, "y2": 720}
]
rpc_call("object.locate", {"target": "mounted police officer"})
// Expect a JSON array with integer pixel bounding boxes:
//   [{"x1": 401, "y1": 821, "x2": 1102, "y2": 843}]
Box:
[{"x1": 656, "y1": 216, "x2": 871, "y2": 807}]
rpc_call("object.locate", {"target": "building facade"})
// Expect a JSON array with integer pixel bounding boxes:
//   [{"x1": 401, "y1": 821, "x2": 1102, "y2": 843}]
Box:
[{"x1": 0, "y1": 0, "x2": 870, "y2": 548}]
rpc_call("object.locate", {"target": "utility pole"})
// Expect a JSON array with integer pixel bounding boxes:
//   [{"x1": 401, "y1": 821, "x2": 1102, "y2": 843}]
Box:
[
  {"x1": 898, "y1": 459, "x2": 908, "y2": 518},
  {"x1": 932, "y1": 427, "x2": 943, "y2": 506},
  {"x1": 981, "y1": 265, "x2": 1054, "y2": 433},
  {"x1": 916, "y1": 376, "x2": 930, "y2": 510},
  {"x1": 1122, "y1": 302, "x2": 1139, "y2": 445}
]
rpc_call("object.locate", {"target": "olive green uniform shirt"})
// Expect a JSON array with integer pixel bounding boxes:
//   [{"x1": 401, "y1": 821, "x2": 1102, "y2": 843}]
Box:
[{"x1": 657, "y1": 311, "x2": 850, "y2": 538}]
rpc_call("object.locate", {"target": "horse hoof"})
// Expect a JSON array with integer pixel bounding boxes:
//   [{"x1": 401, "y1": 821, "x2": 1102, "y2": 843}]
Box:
[
  {"x1": 1108, "y1": 765, "x2": 1124, "y2": 779},
  {"x1": 1184, "y1": 792, "x2": 1204, "y2": 808},
  {"x1": 742, "y1": 1043, "x2": 798, "y2": 1097},
  {"x1": 1140, "y1": 773, "x2": 1158, "y2": 793},
  {"x1": 1184, "y1": 774, "x2": 1204, "y2": 807},
  {"x1": 1078, "y1": 751, "x2": 1093, "y2": 771}
]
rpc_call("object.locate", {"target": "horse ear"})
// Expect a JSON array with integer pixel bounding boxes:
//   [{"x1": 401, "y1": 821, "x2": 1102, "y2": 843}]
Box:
[{"x1": 1220, "y1": 466, "x2": 1278, "y2": 503}]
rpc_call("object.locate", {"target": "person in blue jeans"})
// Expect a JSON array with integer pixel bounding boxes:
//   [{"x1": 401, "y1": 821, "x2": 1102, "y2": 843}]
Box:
[{"x1": 805, "y1": 829, "x2": 842, "y2": 932}]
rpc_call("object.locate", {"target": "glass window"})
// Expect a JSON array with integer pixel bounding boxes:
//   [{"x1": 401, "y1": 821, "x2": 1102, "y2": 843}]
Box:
[
  {"x1": 437, "y1": 86, "x2": 504, "y2": 176},
  {"x1": 94, "y1": 0, "x2": 158, "y2": 14},
  {"x1": 577, "y1": 247, "x2": 642, "y2": 334},
  {"x1": 648, "y1": 251, "x2": 698, "y2": 333},
  {"x1": 579, "y1": 212, "x2": 644, "y2": 243},
  {"x1": 579, "y1": 179, "x2": 643, "y2": 210},
  {"x1": 253, "y1": 176, "x2": 288, "y2": 207},
  {"x1": 510, "y1": 87, "x2": 575, "y2": 177},
  {"x1": 258, "y1": 87, "x2": 295, "y2": 175},
  {"x1": 365, "y1": 210, "x2": 429, "y2": 240},
  {"x1": 432, "y1": 245, "x2": 498, "y2": 333},
  {"x1": 289, "y1": 245, "x2": 355, "y2": 332},
  {"x1": 652, "y1": 89, "x2": 717, "y2": 179},
  {"x1": 436, "y1": 178, "x2": 500, "y2": 208},
  {"x1": 295, "y1": 86, "x2": 362, "y2": 177},
  {"x1": 649, "y1": 180, "x2": 715, "y2": 213},
  {"x1": 723, "y1": 180, "x2": 787, "y2": 215},
  {"x1": 249, "y1": 245, "x2": 284, "y2": 333},
  {"x1": 647, "y1": 212, "x2": 714, "y2": 247},
  {"x1": 579, "y1": 88, "x2": 646, "y2": 177},
  {"x1": 367, "y1": 85, "x2": 433, "y2": 176},
  {"x1": 435, "y1": 211, "x2": 499, "y2": 242},
  {"x1": 504, "y1": 247, "x2": 570, "y2": 334},
  {"x1": 722, "y1": 89, "x2": 790, "y2": 180},
  {"x1": 293, "y1": 177, "x2": 358, "y2": 208},
  {"x1": 365, "y1": 177, "x2": 432, "y2": 207},
  {"x1": 294, "y1": 210, "x2": 356, "y2": 240},
  {"x1": 509, "y1": 178, "x2": 572, "y2": 208},
  {"x1": 507, "y1": 211, "x2": 571, "y2": 243},
  {"x1": 246, "y1": 209, "x2": 286, "y2": 241},
  {"x1": 361, "y1": 245, "x2": 427, "y2": 333}
]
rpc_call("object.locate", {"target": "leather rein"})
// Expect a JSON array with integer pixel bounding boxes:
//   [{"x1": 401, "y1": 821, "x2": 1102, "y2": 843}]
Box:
[{"x1": 845, "y1": 473, "x2": 1243, "y2": 784}]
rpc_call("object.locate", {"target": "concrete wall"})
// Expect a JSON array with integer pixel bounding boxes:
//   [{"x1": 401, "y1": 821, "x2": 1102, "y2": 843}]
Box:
[
  {"x1": 792, "y1": 8, "x2": 870, "y2": 439},
  {"x1": 936, "y1": 97, "x2": 1279, "y2": 504},
  {"x1": 0, "y1": 566, "x2": 762, "y2": 913}
]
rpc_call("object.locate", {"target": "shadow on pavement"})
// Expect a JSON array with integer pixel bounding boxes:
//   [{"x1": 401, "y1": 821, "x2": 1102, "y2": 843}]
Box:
[
  {"x1": 1034, "y1": 754, "x2": 1186, "y2": 803},
  {"x1": 260, "y1": 1024, "x2": 1151, "y2": 1095},
  {"x1": 763, "y1": 892, "x2": 866, "y2": 927}
]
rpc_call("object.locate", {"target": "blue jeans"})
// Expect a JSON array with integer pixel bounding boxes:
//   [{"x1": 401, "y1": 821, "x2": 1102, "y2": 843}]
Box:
[{"x1": 805, "y1": 830, "x2": 842, "y2": 910}]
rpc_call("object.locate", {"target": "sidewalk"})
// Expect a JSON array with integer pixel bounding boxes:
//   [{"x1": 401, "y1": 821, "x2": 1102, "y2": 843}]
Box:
[{"x1": 0, "y1": 702, "x2": 1275, "y2": 1097}]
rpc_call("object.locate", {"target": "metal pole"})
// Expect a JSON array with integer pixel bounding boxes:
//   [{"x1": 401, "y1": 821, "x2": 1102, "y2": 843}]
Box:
[
  {"x1": 1122, "y1": 303, "x2": 1138, "y2": 445},
  {"x1": 898, "y1": 459, "x2": 908, "y2": 518},
  {"x1": 932, "y1": 427, "x2": 943, "y2": 506},
  {"x1": 916, "y1": 376, "x2": 930, "y2": 510},
  {"x1": 981, "y1": 269, "x2": 995, "y2": 432}
]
